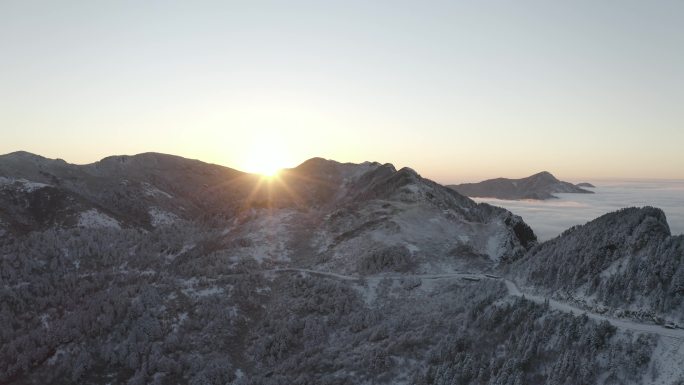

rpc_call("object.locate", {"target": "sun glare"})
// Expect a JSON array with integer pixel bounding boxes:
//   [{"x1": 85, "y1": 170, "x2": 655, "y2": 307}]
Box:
[
  {"x1": 242, "y1": 142, "x2": 289, "y2": 177},
  {"x1": 258, "y1": 164, "x2": 281, "y2": 177}
]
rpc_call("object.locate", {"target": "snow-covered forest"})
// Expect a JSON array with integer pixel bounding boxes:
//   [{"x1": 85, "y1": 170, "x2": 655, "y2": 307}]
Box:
[
  {"x1": 511, "y1": 207, "x2": 684, "y2": 324},
  {"x1": 0, "y1": 225, "x2": 658, "y2": 384}
]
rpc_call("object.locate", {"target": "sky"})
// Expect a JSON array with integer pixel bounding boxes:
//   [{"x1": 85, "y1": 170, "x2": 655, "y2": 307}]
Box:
[{"x1": 1, "y1": 0, "x2": 683, "y2": 183}]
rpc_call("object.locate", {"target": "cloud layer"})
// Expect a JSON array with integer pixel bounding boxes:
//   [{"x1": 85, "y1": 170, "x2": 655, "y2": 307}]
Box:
[{"x1": 475, "y1": 180, "x2": 684, "y2": 241}]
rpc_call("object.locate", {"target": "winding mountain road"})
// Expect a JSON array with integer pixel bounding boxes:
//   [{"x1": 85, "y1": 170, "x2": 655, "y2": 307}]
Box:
[{"x1": 269, "y1": 267, "x2": 684, "y2": 340}]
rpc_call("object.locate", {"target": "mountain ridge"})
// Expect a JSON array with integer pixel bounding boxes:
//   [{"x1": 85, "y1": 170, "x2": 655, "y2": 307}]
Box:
[{"x1": 0, "y1": 151, "x2": 536, "y2": 267}]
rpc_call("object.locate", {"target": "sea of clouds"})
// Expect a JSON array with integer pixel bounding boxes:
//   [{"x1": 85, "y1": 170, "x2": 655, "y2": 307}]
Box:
[{"x1": 474, "y1": 179, "x2": 684, "y2": 241}]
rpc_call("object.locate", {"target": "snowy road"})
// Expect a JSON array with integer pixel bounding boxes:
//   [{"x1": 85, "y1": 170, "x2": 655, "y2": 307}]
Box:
[
  {"x1": 268, "y1": 268, "x2": 684, "y2": 340},
  {"x1": 503, "y1": 279, "x2": 684, "y2": 340},
  {"x1": 269, "y1": 268, "x2": 483, "y2": 283}
]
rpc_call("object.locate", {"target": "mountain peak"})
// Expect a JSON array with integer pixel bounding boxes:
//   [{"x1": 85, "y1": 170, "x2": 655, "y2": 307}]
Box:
[
  {"x1": 530, "y1": 170, "x2": 555, "y2": 178},
  {"x1": 2, "y1": 150, "x2": 42, "y2": 158},
  {"x1": 0, "y1": 151, "x2": 53, "y2": 163},
  {"x1": 526, "y1": 171, "x2": 559, "y2": 183},
  {"x1": 97, "y1": 152, "x2": 197, "y2": 165},
  {"x1": 293, "y1": 157, "x2": 340, "y2": 171},
  {"x1": 581, "y1": 206, "x2": 670, "y2": 239},
  {"x1": 448, "y1": 170, "x2": 592, "y2": 200}
]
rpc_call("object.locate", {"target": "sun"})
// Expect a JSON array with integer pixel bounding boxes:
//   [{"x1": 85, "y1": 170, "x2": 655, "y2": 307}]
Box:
[
  {"x1": 255, "y1": 163, "x2": 281, "y2": 177},
  {"x1": 242, "y1": 143, "x2": 288, "y2": 177}
]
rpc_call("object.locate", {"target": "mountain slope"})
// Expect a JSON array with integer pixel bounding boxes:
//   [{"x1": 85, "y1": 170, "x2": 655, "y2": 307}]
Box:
[
  {"x1": 0, "y1": 152, "x2": 536, "y2": 268},
  {"x1": 448, "y1": 171, "x2": 594, "y2": 200},
  {"x1": 0, "y1": 151, "x2": 250, "y2": 232},
  {"x1": 510, "y1": 206, "x2": 684, "y2": 323},
  {"x1": 205, "y1": 158, "x2": 538, "y2": 271}
]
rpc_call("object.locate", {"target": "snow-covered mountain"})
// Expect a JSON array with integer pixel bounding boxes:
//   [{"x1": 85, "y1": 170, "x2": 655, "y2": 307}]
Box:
[
  {"x1": 448, "y1": 171, "x2": 594, "y2": 200},
  {"x1": 510, "y1": 206, "x2": 684, "y2": 324},
  {"x1": 0, "y1": 151, "x2": 251, "y2": 232},
  {"x1": 0, "y1": 152, "x2": 536, "y2": 269},
  {"x1": 1, "y1": 152, "x2": 680, "y2": 385}
]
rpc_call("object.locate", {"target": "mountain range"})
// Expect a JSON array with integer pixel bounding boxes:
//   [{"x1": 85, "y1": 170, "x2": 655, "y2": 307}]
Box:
[
  {"x1": 447, "y1": 171, "x2": 594, "y2": 200},
  {"x1": 1, "y1": 151, "x2": 682, "y2": 385}
]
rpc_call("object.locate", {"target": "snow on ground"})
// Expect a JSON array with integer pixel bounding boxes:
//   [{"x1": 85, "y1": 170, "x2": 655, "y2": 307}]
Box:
[
  {"x1": 141, "y1": 182, "x2": 173, "y2": 198},
  {"x1": 234, "y1": 369, "x2": 245, "y2": 380},
  {"x1": 187, "y1": 287, "x2": 225, "y2": 297},
  {"x1": 171, "y1": 312, "x2": 188, "y2": 333},
  {"x1": 0, "y1": 177, "x2": 50, "y2": 192},
  {"x1": 40, "y1": 314, "x2": 50, "y2": 329},
  {"x1": 317, "y1": 199, "x2": 517, "y2": 273},
  {"x1": 18, "y1": 179, "x2": 50, "y2": 192},
  {"x1": 148, "y1": 207, "x2": 179, "y2": 227},
  {"x1": 268, "y1": 268, "x2": 684, "y2": 341},
  {"x1": 485, "y1": 235, "x2": 503, "y2": 260},
  {"x1": 643, "y1": 338, "x2": 684, "y2": 385},
  {"x1": 403, "y1": 184, "x2": 420, "y2": 194},
  {"x1": 177, "y1": 276, "x2": 230, "y2": 298},
  {"x1": 77, "y1": 209, "x2": 121, "y2": 229},
  {"x1": 46, "y1": 348, "x2": 67, "y2": 366},
  {"x1": 240, "y1": 209, "x2": 296, "y2": 262},
  {"x1": 506, "y1": 279, "x2": 684, "y2": 340},
  {"x1": 164, "y1": 243, "x2": 195, "y2": 262}
]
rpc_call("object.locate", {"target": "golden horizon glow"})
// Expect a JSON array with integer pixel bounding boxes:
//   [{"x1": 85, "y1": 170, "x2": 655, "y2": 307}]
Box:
[
  {"x1": 258, "y1": 167, "x2": 281, "y2": 178},
  {"x1": 240, "y1": 140, "x2": 289, "y2": 177},
  {"x1": 1, "y1": 2, "x2": 683, "y2": 180}
]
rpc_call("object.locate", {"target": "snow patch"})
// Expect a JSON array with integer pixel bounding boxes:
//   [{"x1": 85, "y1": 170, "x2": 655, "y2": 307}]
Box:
[
  {"x1": 235, "y1": 369, "x2": 245, "y2": 380},
  {"x1": 78, "y1": 209, "x2": 121, "y2": 229},
  {"x1": 239, "y1": 209, "x2": 295, "y2": 262},
  {"x1": 0, "y1": 177, "x2": 50, "y2": 192},
  {"x1": 193, "y1": 287, "x2": 224, "y2": 297},
  {"x1": 403, "y1": 184, "x2": 420, "y2": 194},
  {"x1": 141, "y1": 182, "x2": 173, "y2": 199},
  {"x1": 40, "y1": 314, "x2": 50, "y2": 329},
  {"x1": 165, "y1": 243, "x2": 195, "y2": 262},
  {"x1": 46, "y1": 348, "x2": 66, "y2": 366},
  {"x1": 149, "y1": 207, "x2": 179, "y2": 227},
  {"x1": 643, "y1": 338, "x2": 684, "y2": 385},
  {"x1": 171, "y1": 312, "x2": 188, "y2": 333},
  {"x1": 485, "y1": 235, "x2": 503, "y2": 260}
]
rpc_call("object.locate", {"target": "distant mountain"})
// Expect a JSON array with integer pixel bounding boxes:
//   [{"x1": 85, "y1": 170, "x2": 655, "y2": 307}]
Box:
[
  {"x1": 576, "y1": 182, "x2": 596, "y2": 188},
  {"x1": 510, "y1": 206, "x2": 684, "y2": 324},
  {"x1": 447, "y1": 171, "x2": 594, "y2": 200}
]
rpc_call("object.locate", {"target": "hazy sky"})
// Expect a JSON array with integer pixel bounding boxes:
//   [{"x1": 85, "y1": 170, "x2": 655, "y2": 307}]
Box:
[{"x1": 1, "y1": 0, "x2": 683, "y2": 182}]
